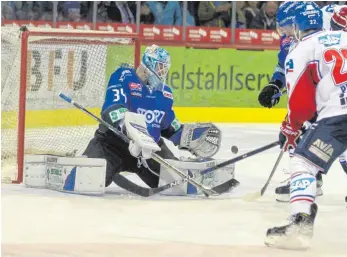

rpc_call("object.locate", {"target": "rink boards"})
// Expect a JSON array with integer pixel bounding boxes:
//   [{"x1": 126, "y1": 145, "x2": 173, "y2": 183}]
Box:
[{"x1": 2, "y1": 107, "x2": 287, "y2": 129}]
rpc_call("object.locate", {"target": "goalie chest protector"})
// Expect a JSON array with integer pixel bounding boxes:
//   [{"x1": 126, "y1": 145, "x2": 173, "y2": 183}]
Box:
[{"x1": 24, "y1": 155, "x2": 106, "y2": 195}]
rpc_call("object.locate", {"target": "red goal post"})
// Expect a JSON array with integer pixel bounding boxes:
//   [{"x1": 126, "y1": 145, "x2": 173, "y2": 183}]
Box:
[{"x1": 1, "y1": 27, "x2": 141, "y2": 184}]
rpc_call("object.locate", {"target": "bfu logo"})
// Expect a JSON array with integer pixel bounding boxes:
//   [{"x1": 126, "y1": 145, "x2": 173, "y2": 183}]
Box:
[{"x1": 137, "y1": 108, "x2": 165, "y2": 124}]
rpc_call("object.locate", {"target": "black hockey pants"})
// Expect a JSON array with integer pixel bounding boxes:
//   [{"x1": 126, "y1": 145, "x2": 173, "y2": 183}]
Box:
[{"x1": 83, "y1": 128, "x2": 177, "y2": 188}]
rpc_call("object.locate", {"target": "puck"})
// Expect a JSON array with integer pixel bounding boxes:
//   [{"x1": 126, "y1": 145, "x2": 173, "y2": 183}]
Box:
[{"x1": 231, "y1": 145, "x2": 239, "y2": 154}]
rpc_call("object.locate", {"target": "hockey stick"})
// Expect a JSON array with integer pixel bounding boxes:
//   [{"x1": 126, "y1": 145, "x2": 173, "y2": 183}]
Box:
[
  {"x1": 272, "y1": 89, "x2": 288, "y2": 99},
  {"x1": 114, "y1": 140, "x2": 279, "y2": 196},
  {"x1": 113, "y1": 173, "x2": 240, "y2": 197},
  {"x1": 243, "y1": 150, "x2": 284, "y2": 201},
  {"x1": 112, "y1": 141, "x2": 279, "y2": 197},
  {"x1": 199, "y1": 141, "x2": 280, "y2": 176},
  {"x1": 59, "y1": 92, "x2": 217, "y2": 197}
]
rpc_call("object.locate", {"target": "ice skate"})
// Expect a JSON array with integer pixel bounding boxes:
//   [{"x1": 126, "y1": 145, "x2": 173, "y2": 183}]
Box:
[{"x1": 265, "y1": 203, "x2": 318, "y2": 249}]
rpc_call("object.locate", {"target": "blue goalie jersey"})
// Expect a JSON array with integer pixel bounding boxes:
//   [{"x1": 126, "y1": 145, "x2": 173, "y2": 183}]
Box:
[{"x1": 101, "y1": 67, "x2": 181, "y2": 143}]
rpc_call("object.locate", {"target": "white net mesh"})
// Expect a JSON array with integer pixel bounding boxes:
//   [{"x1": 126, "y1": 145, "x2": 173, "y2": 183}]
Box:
[{"x1": 1, "y1": 27, "x2": 136, "y2": 182}]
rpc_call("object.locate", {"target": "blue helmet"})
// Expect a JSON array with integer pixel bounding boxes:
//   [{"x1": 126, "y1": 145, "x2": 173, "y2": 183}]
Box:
[
  {"x1": 141, "y1": 44, "x2": 171, "y2": 84},
  {"x1": 294, "y1": 2, "x2": 323, "y2": 31},
  {"x1": 277, "y1": 1, "x2": 300, "y2": 28}
]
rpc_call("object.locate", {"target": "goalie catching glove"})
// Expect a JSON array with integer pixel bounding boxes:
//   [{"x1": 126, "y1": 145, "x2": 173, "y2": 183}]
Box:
[{"x1": 177, "y1": 123, "x2": 222, "y2": 158}]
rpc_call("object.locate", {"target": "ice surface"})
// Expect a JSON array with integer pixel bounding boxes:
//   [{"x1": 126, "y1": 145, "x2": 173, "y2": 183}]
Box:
[{"x1": 2, "y1": 124, "x2": 347, "y2": 257}]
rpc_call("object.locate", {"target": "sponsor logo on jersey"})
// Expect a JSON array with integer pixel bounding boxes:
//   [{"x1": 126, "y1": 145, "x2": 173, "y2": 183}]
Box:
[
  {"x1": 285, "y1": 59, "x2": 294, "y2": 73},
  {"x1": 318, "y1": 33, "x2": 341, "y2": 47},
  {"x1": 339, "y1": 93, "x2": 347, "y2": 109},
  {"x1": 290, "y1": 177, "x2": 315, "y2": 193},
  {"x1": 341, "y1": 85, "x2": 347, "y2": 94},
  {"x1": 137, "y1": 108, "x2": 165, "y2": 124},
  {"x1": 129, "y1": 82, "x2": 142, "y2": 91},
  {"x1": 308, "y1": 138, "x2": 334, "y2": 162},
  {"x1": 163, "y1": 90, "x2": 173, "y2": 99},
  {"x1": 171, "y1": 118, "x2": 181, "y2": 131},
  {"x1": 119, "y1": 70, "x2": 131, "y2": 82},
  {"x1": 130, "y1": 92, "x2": 142, "y2": 98},
  {"x1": 109, "y1": 107, "x2": 128, "y2": 123}
]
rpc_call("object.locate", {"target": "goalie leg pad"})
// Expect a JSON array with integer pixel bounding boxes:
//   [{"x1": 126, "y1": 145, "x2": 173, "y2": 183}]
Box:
[
  {"x1": 24, "y1": 155, "x2": 106, "y2": 195},
  {"x1": 158, "y1": 158, "x2": 236, "y2": 196}
]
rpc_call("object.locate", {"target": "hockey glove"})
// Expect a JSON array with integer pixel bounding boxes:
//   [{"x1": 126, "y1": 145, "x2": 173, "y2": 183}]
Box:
[
  {"x1": 279, "y1": 121, "x2": 302, "y2": 152},
  {"x1": 258, "y1": 81, "x2": 281, "y2": 108},
  {"x1": 128, "y1": 140, "x2": 153, "y2": 160},
  {"x1": 124, "y1": 112, "x2": 161, "y2": 160}
]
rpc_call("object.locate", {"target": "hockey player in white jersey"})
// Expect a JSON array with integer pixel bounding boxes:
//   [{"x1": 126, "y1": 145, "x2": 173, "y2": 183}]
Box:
[
  {"x1": 275, "y1": 3, "x2": 347, "y2": 202},
  {"x1": 330, "y1": 5, "x2": 347, "y2": 31},
  {"x1": 322, "y1": 4, "x2": 337, "y2": 30},
  {"x1": 321, "y1": 4, "x2": 347, "y2": 30},
  {"x1": 265, "y1": 3, "x2": 347, "y2": 249}
]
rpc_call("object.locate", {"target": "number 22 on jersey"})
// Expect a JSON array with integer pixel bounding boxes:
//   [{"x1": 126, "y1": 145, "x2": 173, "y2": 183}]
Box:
[{"x1": 323, "y1": 48, "x2": 347, "y2": 86}]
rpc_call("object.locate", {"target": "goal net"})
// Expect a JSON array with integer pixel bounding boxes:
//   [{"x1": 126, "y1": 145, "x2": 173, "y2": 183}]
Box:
[{"x1": 1, "y1": 27, "x2": 139, "y2": 183}]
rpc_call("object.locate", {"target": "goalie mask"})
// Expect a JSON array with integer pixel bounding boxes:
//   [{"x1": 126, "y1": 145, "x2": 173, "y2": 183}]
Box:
[{"x1": 141, "y1": 44, "x2": 171, "y2": 91}]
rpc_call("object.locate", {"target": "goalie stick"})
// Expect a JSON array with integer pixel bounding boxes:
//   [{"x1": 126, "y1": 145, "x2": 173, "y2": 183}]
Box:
[
  {"x1": 116, "y1": 141, "x2": 280, "y2": 196},
  {"x1": 112, "y1": 141, "x2": 279, "y2": 197},
  {"x1": 199, "y1": 141, "x2": 280, "y2": 176},
  {"x1": 59, "y1": 92, "x2": 218, "y2": 197},
  {"x1": 113, "y1": 173, "x2": 240, "y2": 197}
]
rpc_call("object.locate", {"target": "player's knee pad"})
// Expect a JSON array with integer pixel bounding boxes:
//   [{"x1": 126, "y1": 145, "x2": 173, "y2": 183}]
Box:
[
  {"x1": 289, "y1": 156, "x2": 319, "y2": 215},
  {"x1": 289, "y1": 171, "x2": 316, "y2": 215},
  {"x1": 290, "y1": 155, "x2": 320, "y2": 178}
]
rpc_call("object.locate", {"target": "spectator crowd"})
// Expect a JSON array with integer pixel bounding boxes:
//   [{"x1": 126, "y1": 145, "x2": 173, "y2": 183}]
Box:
[{"x1": 2, "y1": 1, "x2": 347, "y2": 30}]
